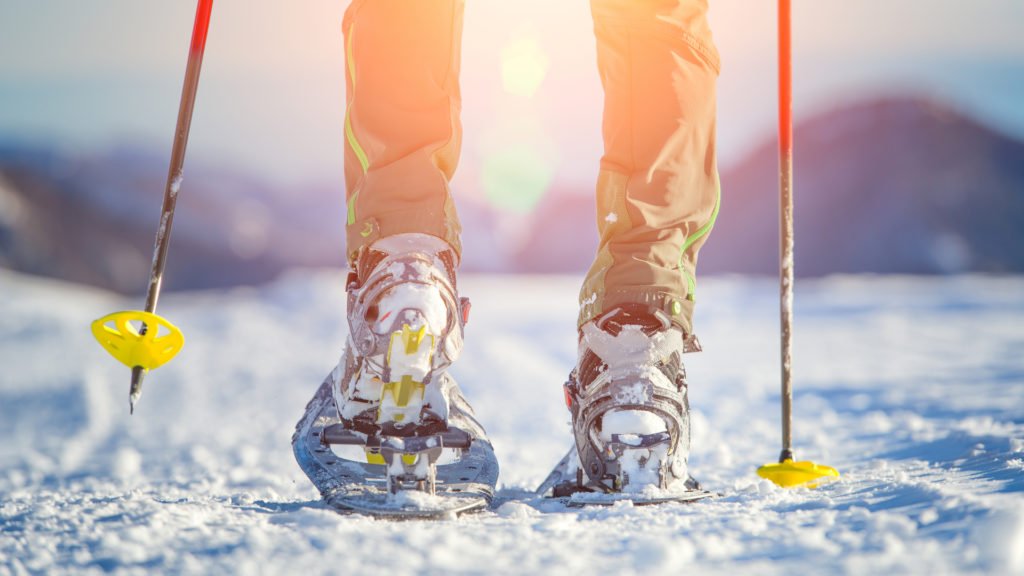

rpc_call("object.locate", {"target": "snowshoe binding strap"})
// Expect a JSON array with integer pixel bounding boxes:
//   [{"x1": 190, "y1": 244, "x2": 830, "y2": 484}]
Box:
[
  {"x1": 565, "y1": 370, "x2": 690, "y2": 492},
  {"x1": 565, "y1": 307, "x2": 693, "y2": 492},
  {"x1": 320, "y1": 422, "x2": 474, "y2": 495},
  {"x1": 346, "y1": 246, "x2": 466, "y2": 371}
]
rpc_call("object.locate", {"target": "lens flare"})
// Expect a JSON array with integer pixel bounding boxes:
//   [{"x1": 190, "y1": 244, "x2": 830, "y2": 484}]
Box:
[
  {"x1": 500, "y1": 33, "x2": 549, "y2": 98},
  {"x1": 481, "y1": 143, "x2": 554, "y2": 213}
]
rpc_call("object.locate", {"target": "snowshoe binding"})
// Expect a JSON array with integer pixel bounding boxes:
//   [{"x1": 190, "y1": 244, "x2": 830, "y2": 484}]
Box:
[
  {"x1": 537, "y1": 304, "x2": 713, "y2": 506},
  {"x1": 293, "y1": 234, "x2": 498, "y2": 518}
]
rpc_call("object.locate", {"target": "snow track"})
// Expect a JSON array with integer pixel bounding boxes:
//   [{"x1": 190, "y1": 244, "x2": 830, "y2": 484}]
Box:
[{"x1": 1, "y1": 270, "x2": 1022, "y2": 574}]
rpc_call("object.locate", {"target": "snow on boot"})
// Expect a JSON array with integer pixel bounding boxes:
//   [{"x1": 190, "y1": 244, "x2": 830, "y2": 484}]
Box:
[
  {"x1": 562, "y1": 304, "x2": 697, "y2": 494},
  {"x1": 331, "y1": 233, "x2": 484, "y2": 440}
]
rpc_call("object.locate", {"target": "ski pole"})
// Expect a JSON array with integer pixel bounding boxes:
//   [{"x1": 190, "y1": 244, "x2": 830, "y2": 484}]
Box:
[
  {"x1": 91, "y1": 0, "x2": 214, "y2": 414},
  {"x1": 757, "y1": 0, "x2": 839, "y2": 487},
  {"x1": 778, "y1": 0, "x2": 795, "y2": 466}
]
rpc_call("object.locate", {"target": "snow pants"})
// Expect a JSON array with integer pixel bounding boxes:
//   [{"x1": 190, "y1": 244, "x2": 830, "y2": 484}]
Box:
[{"x1": 342, "y1": 0, "x2": 720, "y2": 336}]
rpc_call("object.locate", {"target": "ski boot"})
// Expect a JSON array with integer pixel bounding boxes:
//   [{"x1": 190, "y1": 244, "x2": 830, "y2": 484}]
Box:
[
  {"x1": 327, "y1": 233, "x2": 488, "y2": 495},
  {"x1": 556, "y1": 304, "x2": 700, "y2": 496}
]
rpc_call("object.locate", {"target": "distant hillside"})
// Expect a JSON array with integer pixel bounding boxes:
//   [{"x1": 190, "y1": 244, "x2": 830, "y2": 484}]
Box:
[
  {"x1": 700, "y1": 97, "x2": 1024, "y2": 275},
  {"x1": 2, "y1": 96, "x2": 1023, "y2": 294},
  {"x1": 0, "y1": 144, "x2": 519, "y2": 293},
  {"x1": 0, "y1": 146, "x2": 346, "y2": 293},
  {"x1": 516, "y1": 97, "x2": 1024, "y2": 276}
]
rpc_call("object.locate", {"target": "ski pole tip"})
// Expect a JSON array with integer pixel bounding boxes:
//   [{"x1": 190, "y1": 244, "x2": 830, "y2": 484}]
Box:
[{"x1": 129, "y1": 366, "x2": 145, "y2": 415}]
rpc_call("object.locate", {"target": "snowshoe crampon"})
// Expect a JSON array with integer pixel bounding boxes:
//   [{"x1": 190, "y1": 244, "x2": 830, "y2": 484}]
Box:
[
  {"x1": 293, "y1": 377, "x2": 498, "y2": 519},
  {"x1": 535, "y1": 447, "x2": 714, "y2": 507}
]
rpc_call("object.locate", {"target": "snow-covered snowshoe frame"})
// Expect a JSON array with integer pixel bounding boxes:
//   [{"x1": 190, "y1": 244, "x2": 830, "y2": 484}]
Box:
[{"x1": 293, "y1": 376, "x2": 499, "y2": 519}]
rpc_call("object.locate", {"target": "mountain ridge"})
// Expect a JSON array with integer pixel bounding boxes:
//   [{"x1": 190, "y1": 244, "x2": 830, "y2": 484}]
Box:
[{"x1": 2, "y1": 95, "x2": 1022, "y2": 293}]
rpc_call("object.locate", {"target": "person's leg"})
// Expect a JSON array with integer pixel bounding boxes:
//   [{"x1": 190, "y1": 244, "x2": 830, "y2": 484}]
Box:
[
  {"x1": 581, "y1": 0, "x2": 720, "y2": 340},
  {"x1": 342, "y1": 0, "x2": 465, "y2": 263},
  {"x1": 334, "y1": 0, "x2": 481, "y2": 434},
  {"x1": 554, "y1": 0, "x2": 720, "y2": 495}
]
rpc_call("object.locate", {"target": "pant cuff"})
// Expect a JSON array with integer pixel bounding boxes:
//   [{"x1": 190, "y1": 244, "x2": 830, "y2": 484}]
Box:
[
  {"x1": 579, "y1": 285, "x2": 697, "y2": 342},
  {"x1": 347, "y1": 207, "x2": 461, "y2": 266}
]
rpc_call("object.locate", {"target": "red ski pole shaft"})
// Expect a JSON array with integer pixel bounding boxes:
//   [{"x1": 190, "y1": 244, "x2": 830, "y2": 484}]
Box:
[
  {"x1": 130, "y1": 0, "x2": 214, "y2": 412},
  {"x1": 778, "y1": 0, "x2": 795, "y2": 462},
  {"x1": 145, "y1": 0, "x2": 214, "y2": 314}
]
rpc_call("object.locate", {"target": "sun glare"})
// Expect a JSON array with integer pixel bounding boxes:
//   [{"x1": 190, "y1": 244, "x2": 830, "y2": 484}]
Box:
[
  {"x1": 500, "y1": 32, "x2": 549, "y2": 98},
  {"x1": 482, "y1": 142, "x2": 554, "y2": 214}
]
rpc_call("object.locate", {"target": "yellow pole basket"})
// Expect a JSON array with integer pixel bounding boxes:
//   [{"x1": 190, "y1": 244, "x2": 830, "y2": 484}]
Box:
[{"x1": 91, "y1": 310, "x2": 185, "y2": 371}]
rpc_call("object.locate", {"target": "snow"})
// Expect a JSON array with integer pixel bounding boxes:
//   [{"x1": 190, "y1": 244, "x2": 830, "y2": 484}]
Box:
[
  {"x1": 151, "y1": 212, "x2": 170, "y2": 269},
  {"x1": 601, "y1": 411, "x2": 667, "y2": 442},
  {"x1": 600, "y1": 410, "x2": 674, "y2": 492},
  {"x1": 372, "y1": 232, "x2": 451, "y2": 257},
  {"x1": 2, "y1": 270, "x2": 1024, "y2": 574},
  {"x1": 581, "y1": 323, "x2": 683, "y2": 370},
  {"x1": 375, "y1": 283, "x2": 447, "y2": 338},
  {"x1": 169, "y1": 173, "x2": 183, "y2": 198}
]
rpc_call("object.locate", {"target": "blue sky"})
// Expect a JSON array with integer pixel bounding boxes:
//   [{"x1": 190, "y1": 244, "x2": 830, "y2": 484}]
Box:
[{"x1": 1, "y1": 0, "x2": 1022, "y2": 197}]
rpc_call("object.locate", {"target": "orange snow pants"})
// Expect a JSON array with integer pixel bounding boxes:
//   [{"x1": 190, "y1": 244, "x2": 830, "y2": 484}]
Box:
[{"x1": 342, "y1": 0, "x2": 720, "y2": 336}]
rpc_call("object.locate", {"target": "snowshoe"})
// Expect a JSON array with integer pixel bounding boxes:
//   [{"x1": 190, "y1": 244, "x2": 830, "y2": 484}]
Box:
[
  {"x1": 293, "y1": 234, "x2": 498, "y2": 518},
  {"x1": 537, "y1": 305, "x2": 713, "y2": 505}
]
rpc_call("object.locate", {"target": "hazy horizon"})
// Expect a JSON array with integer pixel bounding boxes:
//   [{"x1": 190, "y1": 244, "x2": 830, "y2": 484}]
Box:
[{"x1": 2, "y1": 0, "x2": 1023, "y2": 205}]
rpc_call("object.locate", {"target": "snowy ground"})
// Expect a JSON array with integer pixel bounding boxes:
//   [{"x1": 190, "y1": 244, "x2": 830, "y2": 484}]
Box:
[{"x1": 1, "y1": 269, "x2": 1023, "y2": 575}]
